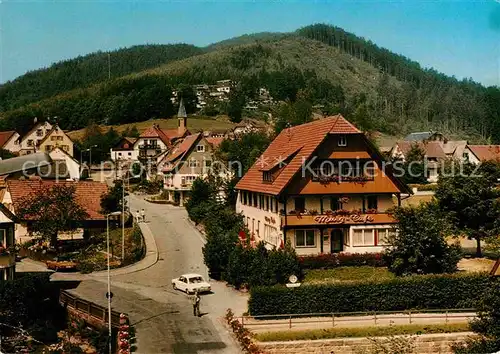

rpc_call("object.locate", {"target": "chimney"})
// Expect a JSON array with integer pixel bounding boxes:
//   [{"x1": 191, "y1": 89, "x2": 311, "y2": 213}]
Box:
[{"x1": 177, "y1": 98, "x2": 187, "y2": 136}]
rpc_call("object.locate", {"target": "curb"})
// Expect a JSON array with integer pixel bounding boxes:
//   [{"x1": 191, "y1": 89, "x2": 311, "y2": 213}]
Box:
[{"x1": 91, "y1": 221, "x2": 159, "y2": 277}]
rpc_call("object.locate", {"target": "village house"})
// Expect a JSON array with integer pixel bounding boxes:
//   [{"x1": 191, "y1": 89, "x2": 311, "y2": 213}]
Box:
[
  {"x1": 235, "y1": 115, "x2": 411, "y2": 255},
  {"x1": 161, "y1": 134, "x2": 225, "y2": 206},
  {"x1": 18, "y1": 121, "x2": 54, "y2": 155},
  {"x1": 0, "y1": 131, "x2": 21, "y2": 154},
  {"x1": 48, "y1": 147, "x2": 81, "y2": 180},
  {"x1": 38, "y1": 125, "x2": 74, "y2": 156},
  {"x1": 462, "y1": 145, "x2": 500, "y2": 164},
  {"x1": 0, "y1": 204, "x2": 17, "y2": 280},
  {"x1": 1, "y1": 179, "x2": 108, "y2": 244},
  {"x1": 389, "y1": 131, "x2": 467, "y2": 182},
  {"x1": 110, "y1": 137, "x2": 138, "y2": 162}
]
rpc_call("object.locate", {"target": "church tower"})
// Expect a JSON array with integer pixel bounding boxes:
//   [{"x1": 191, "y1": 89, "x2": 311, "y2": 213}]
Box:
[{"x1": 177, "y1": 98, "x2": 187, "y2": 136}]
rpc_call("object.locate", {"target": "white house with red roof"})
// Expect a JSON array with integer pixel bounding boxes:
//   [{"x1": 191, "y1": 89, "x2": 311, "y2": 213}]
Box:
[
  {"x1": 235, "y1": 115, "x2": 410, "y2": 255},
  {"x1": 160, "y1": 133, "x2": 226, "y2": 206},
  {"x1": 0, "y1": 131, "x2": 21, "y2": 154}
]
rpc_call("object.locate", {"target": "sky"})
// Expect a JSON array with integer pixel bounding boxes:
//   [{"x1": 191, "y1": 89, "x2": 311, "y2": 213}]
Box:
[{"x1": 0, "y1": 0, "x2": 499, "y2": 87}]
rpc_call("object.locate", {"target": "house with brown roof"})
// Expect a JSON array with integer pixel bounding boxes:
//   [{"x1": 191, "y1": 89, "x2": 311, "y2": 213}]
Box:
[
  {"x1": 235, "y1": 115, "x2": 411, "y2": 255},
  {"x1": 0, "y1": 205, "x2": 18, "y2": 280},
  {"x1": 390, "y1": 141, "x2": 445, "y2": 182},
  {"x1": 0, "y1": 131, "x2": 21, "y2": 154},
  {"x1": 37, "y1": 124, "x2": 74, "y2": 157},
  {"x1": 18, "y1": 121, "x2": 53, "y2": 156},
  {"x1": 463, "y1": 145, "x2": 500, "y2": 164},
  {"x1": 2, "y1": 179, "x2": 108, "y2": 243},
  {"x1": 110, "y1": 137, "x2": 138, "y2": 162},
  {"x1": 161, "y1": 133, "x2": 228, "y2": 206},
  {"x1": 133, "y1": 101, "x2": 191, "y2": 179}
]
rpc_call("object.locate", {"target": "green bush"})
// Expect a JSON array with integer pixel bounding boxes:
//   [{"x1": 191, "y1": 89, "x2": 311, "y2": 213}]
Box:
[
  {"x1": 248, "y1": 272, "x2": 492, "y2": 315},
  {"x1": 299, "y1": 253, "x2": 386, "y2": 269}
]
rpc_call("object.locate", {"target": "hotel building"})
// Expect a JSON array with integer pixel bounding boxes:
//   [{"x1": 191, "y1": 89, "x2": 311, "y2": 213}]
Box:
[{"x1": 235, "y1": 115, "x2": 411, "y2": 255}]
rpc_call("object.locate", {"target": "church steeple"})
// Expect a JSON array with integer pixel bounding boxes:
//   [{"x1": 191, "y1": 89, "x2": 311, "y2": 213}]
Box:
[{"x1": 177, "y1": 98, "x2": 187, "y2": 136}]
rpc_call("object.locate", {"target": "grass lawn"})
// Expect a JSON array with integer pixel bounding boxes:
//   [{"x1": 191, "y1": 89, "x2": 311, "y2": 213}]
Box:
[
  {"x1": 254, "y1": 323, "x2": 469, "y2": 342},
  {"x1": 303, "y1": 266, "x2": 394, "y2": 284},
  {"x1": 67, "y1": 116, "x2": 237, "y2": 141}
]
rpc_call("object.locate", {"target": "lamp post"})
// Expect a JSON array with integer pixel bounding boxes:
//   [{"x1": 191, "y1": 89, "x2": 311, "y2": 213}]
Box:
[
  {"x1": 106, "y1": 211, "x2": 122, "y2": 354},
  {"x1": 89, "y1": 144, "x2": 98, "y2": 170}
]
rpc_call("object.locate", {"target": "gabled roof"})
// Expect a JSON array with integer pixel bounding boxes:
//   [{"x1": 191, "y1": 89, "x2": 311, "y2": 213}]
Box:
[
  {"x1": 20, "y1": 121, "x2": 52, "y2": 143},
  {"x1": 467, "y1": 145, "x2": 500, "y2": 162},
  {"x1": 139, "y1": 125, "x2": 172, "y2": 147},
  {"x1": 49, "y1": 146, "x2": 80, "y2": 165},
  {"x1": 235, "y1": 115, "x2": 362, "y2": 195},
  {"x1": 162, "y1": 128, "x2": 190, "y2": 141},
  {"x1": 37, "y1": 125, "x2": 72, "y2": 146},
  {"x1": 0, "y1": 131, "x2": 17, "y2": 148},
  {"x1": 442, "y1": 140, "x2": 467, "y2": 155},
  {"x1": 395, "y1": 141, "x2": 446, "y2": 159},
  {"x1": 206, "y1": 137, "x2": 224, "y2": 149},
  {"x1": 6, "y1": 179, "x2": 108, "y2": 220},
  {"x1": 404, "y1": 132, "x2": 434, "y2": 141},
  {"x1": 0, "y1": 153, "x2": 52, "y2": 176},
  {"x1": 161, "y1": 133, "x2": 201, "y2": 172}
]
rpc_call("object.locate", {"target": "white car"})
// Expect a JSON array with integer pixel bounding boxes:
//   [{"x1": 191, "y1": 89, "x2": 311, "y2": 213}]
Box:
[{"x1": 172, "y1": 273, "x2": 211, "y2": 294}]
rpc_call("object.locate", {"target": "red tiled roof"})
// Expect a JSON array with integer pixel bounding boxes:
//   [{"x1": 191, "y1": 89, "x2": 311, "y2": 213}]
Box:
[
  {"x1": 163, "y1": 128, "x2": 191, "y2": 140},
  {"x1": 7, "y1": 180, "x2": 109, "y2": 220},
  {"x1": 236, "y1": 115, "x2": 361, "y2": 195},
  {"x1": 468, "y1": 145, "x2": 500, "y2": 162},
  {"x1": 396, "y1": 141, "x2": 445, "y2": 159},
  {"x1": 206, "y1": 137, "x2": 224, "y2": 148},
  {"x1": 164, "y1": 133, "x2": 201, "y2": 164},
  {"x1": 0, "y1": 131, "x2": 16, "y2": 148},
  {"x1": 140, "y1": 126, "x2": 172, "y2": 147}
]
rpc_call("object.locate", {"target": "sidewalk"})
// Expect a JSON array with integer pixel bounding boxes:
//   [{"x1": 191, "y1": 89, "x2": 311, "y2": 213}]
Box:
[
  {"x1": 240, "y1": 311, "x2": 476, "y2": 333},
  {"x1": 91, "y1": 221, "x2": 159, "y2": 277}
]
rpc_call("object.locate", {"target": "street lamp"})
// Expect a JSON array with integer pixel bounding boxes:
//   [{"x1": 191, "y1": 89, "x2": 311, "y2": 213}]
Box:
[
  {"x1": 88, "y1": 145, "x2": 98, "y2": 169},
  {"x1": 106, "y1": 211, "x2": 122, "y2": 354}
]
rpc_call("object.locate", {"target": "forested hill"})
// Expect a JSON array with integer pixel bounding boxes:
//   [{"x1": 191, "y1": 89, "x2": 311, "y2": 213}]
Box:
[
  {"x1": 1, "y1": 24, "x2": 499, "y2": 142},
  {"x1": 0, "y1": 44, "x2": 203, "y2": 111}
]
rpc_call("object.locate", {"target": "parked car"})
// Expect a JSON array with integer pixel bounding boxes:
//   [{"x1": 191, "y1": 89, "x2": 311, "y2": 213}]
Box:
[
  {"x1": 172, "y1": 273, "x2": 211, "y2": 294},
  {"x1": 45, "y1": 252, "x2": 78, "y2": 272}
]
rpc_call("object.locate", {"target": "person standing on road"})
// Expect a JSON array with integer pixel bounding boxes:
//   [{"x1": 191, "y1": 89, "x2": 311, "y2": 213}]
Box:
[
  {"x1": 136, "y1": 210, "x2": 141, "y2": 223},
  {"x1": 191, "y1": 290, "x2": 201, "y2": 317},
  {"x1": 140, "y1": 208, "x2": 146, "y2": 223}
]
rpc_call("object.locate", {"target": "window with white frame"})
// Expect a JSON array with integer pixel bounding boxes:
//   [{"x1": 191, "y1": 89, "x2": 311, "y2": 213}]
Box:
[
  {"x1": 377, "y1": 228, "x2": 396, "y2": 246},
  {"x1": 338, "y1": 135, "x2": 347, "y2": 147},
  {"x1": 295, "y1": 229, "x2": 316, "y2": 247},
  {"x1": 188, "y1": 159, "x2": 199, "y2": 167},
  {"x1": 352, "y1": 229, "x2": 375, "y2": 246},
  {"x1": 185, "y1": 176, "x2": 196, "y2": 185},
  {"x1": 196, "y1": 144, "x2": 205, "y2": 152},
  {"x1": 264, "y1": 225, "x2": 278, "y2": 246}
]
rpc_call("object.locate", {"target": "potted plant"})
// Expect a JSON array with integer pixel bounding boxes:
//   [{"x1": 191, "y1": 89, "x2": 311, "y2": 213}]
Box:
[
  {"x1": 366, "y1": 208, "x2": 378, "y2": 214},
  {"x1": 309, "y1": 209, "x2": 318, "y2": 215}
]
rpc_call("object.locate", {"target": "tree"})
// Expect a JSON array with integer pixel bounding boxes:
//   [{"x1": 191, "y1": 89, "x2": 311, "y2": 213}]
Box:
[
  {"x1": 384, "y1": 202, "x2": 461, "y2": 276},
  {"x1": 100, "y1": 180, "x2": 126, "y2": 215},
  {"x1": 273, "y1": 99, "x2": 313, "y2": 134},
  {"x1": 185, "y1": 177, "x2": 219, "y2": 224},
  {"x1": 227, "y1": 86, "x2": 246, "y2": 123},
  {"x1": 177, "y1": 84, "x2": 198, "y2": 114},
  {"x1": 17, "y1": 184, "x2": 89, "y2": 248},
  {"x1": 129, "y1": 125, "x2": 140, "y2": 138},
  {"x1": 0, "y1": 149, "x2": 16, "y2": 160},
  {"x1": 397, "y1": 143, "x2": 428, "y2": 185},
  {"x1": 217, "y1": 131, "x2": 271, "y2": 176},
  {"x1": 453, "y1": 286, "x2": 500, "y2": 353},
  {"x1": 435, "y1": 163, "x2": 500, "y2": 257}
]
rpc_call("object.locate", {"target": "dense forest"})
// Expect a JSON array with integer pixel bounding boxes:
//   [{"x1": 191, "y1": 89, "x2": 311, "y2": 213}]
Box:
[{"x1": 0, "y1": 24, "x2": 499, "y2": 142}]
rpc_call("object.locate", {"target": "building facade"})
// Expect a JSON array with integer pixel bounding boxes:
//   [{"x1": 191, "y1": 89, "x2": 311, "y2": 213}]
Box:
[
  {"x1": 235, "y1": 115, "x2": 410, "y2": 255},
  {"x1": 18, "y1": 121, "x2": 53, "y2": 155},
  {"x1": 162, "y1": 133, "x2": 225, "y2": 206},
  {"x1": 38, "y1": 125, "x2": 74, "y2": 157},
  {"x1": 0, "y1": 205, "x2": 16, "y2": 280}
]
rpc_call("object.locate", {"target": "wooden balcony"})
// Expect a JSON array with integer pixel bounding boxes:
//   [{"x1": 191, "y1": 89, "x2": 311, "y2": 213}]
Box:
[
  {"x1": 282, "y1": 212, "x2": 395, "y2": 227},
  {"x1": 0, "y1": 254, "x2": 15, "y2": 268}
]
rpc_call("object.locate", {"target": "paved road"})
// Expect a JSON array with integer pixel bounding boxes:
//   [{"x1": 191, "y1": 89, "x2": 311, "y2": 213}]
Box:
[{"x1": 62, "y1": 194, "x2": 247, "y2": 354}]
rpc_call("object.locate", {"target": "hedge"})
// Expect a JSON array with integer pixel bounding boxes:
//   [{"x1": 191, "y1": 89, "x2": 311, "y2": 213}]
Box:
[
  {"x1": 299, "y1": 253, "x2": 386, "y2": 269},
  {"x1": 249, "y1": 272, "x2": 492, "y2": 315}
]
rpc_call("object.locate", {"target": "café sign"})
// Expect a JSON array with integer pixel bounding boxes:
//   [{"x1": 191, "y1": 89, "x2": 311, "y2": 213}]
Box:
[{"x1": 314, "y1": 214, "x2": 375, "y2": 224}]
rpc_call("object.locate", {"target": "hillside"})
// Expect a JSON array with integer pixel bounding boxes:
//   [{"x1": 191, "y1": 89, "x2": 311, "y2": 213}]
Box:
[
  {"x1": 0, "y1": 44, "x2": 203, "y2": 111},
  {"x1": 67, "y1": 117, "x2": 237, "y2": 141},
  {"x1": 1, "y1": 24, "x2": 499, "y2": 143}
]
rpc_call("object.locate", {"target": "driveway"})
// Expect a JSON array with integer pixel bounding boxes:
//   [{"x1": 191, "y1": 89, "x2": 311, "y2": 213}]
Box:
[{"x1": 44, "y1": 194, "x2": 247, "y2": 353}]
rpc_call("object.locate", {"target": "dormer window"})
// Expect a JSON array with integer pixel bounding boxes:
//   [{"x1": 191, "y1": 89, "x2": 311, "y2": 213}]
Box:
[
  {"x1": 338, "y1": 135, "x2": 347, "y2": 147},
  {"x1": 36, "y1": 129, "x2": 43, "y2": 137},
  {"x1": 197, "y1": 144, "x2": 205, "y2": 152},
  {"x1": 263, "y1": 171, "x2": 273, "y2": 182}
]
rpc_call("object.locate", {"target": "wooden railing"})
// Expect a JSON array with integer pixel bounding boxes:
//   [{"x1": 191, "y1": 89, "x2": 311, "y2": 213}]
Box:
[{"x1": 59, "y1": 290, "x2": 123, "y2": 328}]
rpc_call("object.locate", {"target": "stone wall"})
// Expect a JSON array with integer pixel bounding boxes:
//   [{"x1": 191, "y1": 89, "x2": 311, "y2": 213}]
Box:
[{"x1": 258, "y1": 332, "x2": 475, "y2": 354}]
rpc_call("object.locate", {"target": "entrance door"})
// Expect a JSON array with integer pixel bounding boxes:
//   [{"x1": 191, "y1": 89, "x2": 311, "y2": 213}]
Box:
[{"x1": 331, "y1": 229, "x2": 344, "y2": 253}]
